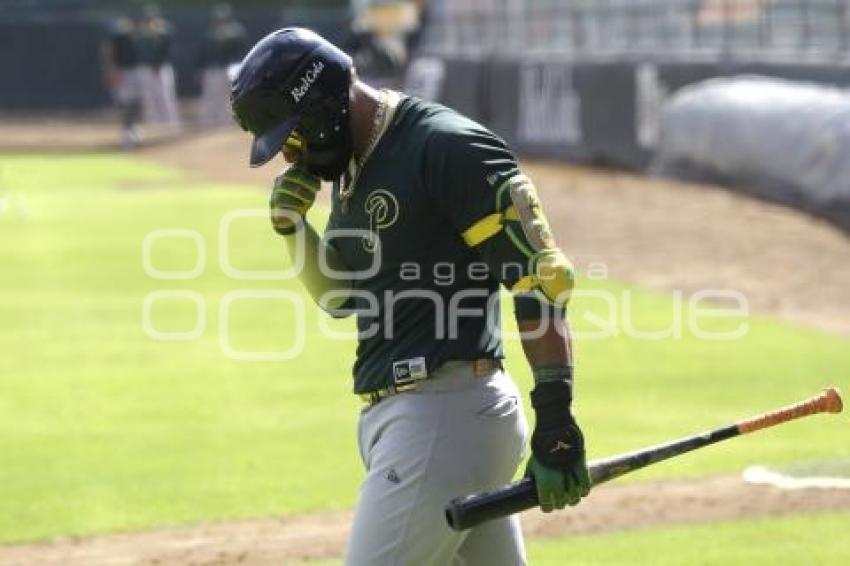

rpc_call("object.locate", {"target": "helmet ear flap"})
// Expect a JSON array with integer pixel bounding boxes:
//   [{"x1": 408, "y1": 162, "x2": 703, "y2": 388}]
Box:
[
  {"x1": 294, "y1": 82, "x2": 354, "y2": 178},
  {"x1": 290, "y1": 57, "x2": 352, "y2": 138}
]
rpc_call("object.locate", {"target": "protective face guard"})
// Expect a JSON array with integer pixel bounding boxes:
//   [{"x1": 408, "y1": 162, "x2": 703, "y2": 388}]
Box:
[
  {"x1": 290, "y1": 99, "x2": 353, "y2": 180},
  {"x1": 267, "y1": 94, "x2": 353, "y2": 179}
]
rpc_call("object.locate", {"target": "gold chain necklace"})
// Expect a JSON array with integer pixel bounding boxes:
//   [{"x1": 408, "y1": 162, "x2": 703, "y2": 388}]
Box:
[{"x1": 340, "y1": 89, "x2": 389, "y2": 213}]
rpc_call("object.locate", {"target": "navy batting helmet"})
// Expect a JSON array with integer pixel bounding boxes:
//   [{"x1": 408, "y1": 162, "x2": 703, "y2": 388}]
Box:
[{"x1": 231, "y1": 28, "x2": 354, "y2": 171}]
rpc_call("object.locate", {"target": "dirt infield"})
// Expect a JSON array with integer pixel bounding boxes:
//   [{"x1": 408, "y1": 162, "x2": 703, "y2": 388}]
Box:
[
  {"x1": 2, "y1": 474, "x2": 848, "y2": 565},
  {"x1": 526, "y1": 161, "x2": 850, "y2": 336}
]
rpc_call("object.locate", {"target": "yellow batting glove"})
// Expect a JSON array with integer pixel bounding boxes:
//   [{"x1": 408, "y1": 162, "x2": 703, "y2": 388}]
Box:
[{"x1": 269, "y1": 165, "x2": 321, "y2": 235}]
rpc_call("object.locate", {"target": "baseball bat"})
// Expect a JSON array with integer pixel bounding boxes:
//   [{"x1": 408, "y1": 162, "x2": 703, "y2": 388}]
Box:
[{"x1": 445, "y1": 386, "x2": 843, "y2": 531}]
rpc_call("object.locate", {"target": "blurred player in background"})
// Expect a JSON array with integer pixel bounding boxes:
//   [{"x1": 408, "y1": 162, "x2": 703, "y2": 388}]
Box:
[
  {"x1": 404, "y1": 0, "x2": 431, "y2": 58},
  {"x1": 100, "y1": 15, "x2": 143, "y2": 148},
  {"x1": 402, "y1": 0, "x2": 447, "y2": 101},
  {"x1": 346, "y1": 0, "x2": 420, "y2": 89},
  {"x1": 197, "y1": 3, "x2": 246, "y2": 128},
  {"x1": 137, "y1": 4, "x2": 181, "y2": 128}
]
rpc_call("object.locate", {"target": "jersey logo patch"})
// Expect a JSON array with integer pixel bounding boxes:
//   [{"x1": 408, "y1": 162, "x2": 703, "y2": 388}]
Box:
[
  {"x1": 392, "y1": 357, "x2": 427, "y2": 387},
  {"x1": 363, "y1": 189, "x2": 400, "y2": 253}
]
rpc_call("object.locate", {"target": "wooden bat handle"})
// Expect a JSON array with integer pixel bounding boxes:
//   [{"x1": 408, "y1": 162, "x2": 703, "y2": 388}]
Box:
[{"x1": 737, "y1": 387, "x2": 843, "y2": 434}]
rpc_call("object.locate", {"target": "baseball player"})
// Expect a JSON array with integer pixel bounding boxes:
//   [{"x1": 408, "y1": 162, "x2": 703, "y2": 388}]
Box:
[
  {"x1": 136, "y1": 4, "x2": 180, "y2": 127},
  {"x1": 100, "y1": 15, "x2": 143, "y2": 148},
  {"x1": 197, "y1": 4, "x2": 246, "y2": 128},
  {"x1": 232, "y1": 28, "x2": 590, "y2": 565}
]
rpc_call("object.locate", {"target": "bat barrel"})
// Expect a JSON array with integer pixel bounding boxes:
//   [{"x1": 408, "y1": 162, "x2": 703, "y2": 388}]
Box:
[{"x1": 445, "y1": 479, "x2": 536, "y2": 531}]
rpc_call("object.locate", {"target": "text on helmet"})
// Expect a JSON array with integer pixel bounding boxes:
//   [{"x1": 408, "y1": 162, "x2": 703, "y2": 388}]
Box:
[{"x1": 292, "y1": 60, "x2": 325, "y2": 103}]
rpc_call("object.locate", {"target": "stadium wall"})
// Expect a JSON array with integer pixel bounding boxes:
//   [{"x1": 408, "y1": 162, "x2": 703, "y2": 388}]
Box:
[
  {"x1": 425, "y1": 55, "x2": 850, "y2": 230},
  {"x1": 437, "y1": 56, "x2": 850, "y2": 169},
  {"x1": 0, "y1": 8, "x2": 349, "y2": 110}
]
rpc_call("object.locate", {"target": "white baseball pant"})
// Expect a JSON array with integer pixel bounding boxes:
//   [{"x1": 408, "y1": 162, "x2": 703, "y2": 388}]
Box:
[{"x1": 346, "y1": 361, "x2": 529, "y2": 565}]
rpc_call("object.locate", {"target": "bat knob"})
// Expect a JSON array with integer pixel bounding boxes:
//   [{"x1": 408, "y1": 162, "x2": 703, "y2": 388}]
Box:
[{"x1": 824, "y1": 387, "x2": 843, "y2": 414}]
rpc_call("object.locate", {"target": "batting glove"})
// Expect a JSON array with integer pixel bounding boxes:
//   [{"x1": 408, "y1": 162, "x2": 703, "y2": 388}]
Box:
[
  {"x1": 526, "y1": 380, "x2": 591, "y2": 512},
  {"x1": 270, "y1": 165, "x2": 321, "y2": 235}
]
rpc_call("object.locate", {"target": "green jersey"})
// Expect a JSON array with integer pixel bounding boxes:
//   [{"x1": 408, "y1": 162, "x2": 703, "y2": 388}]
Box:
[{"x1": 327, "y1": 96, "x2": 551, "y2": 394}]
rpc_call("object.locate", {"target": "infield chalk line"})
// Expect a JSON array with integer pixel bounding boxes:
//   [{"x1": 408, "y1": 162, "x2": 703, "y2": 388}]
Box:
[{"x1": 743, "y1": 465, "x2": 850, "y2": 490}]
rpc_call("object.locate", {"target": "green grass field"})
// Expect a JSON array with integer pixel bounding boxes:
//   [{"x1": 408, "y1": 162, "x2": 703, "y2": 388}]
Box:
[
  {"x1": 1, "y1": 154, "x2": 848, "y2": 549},
  {"x1": 527, "y1": 511, "x2": 850, "y2": 565}
]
